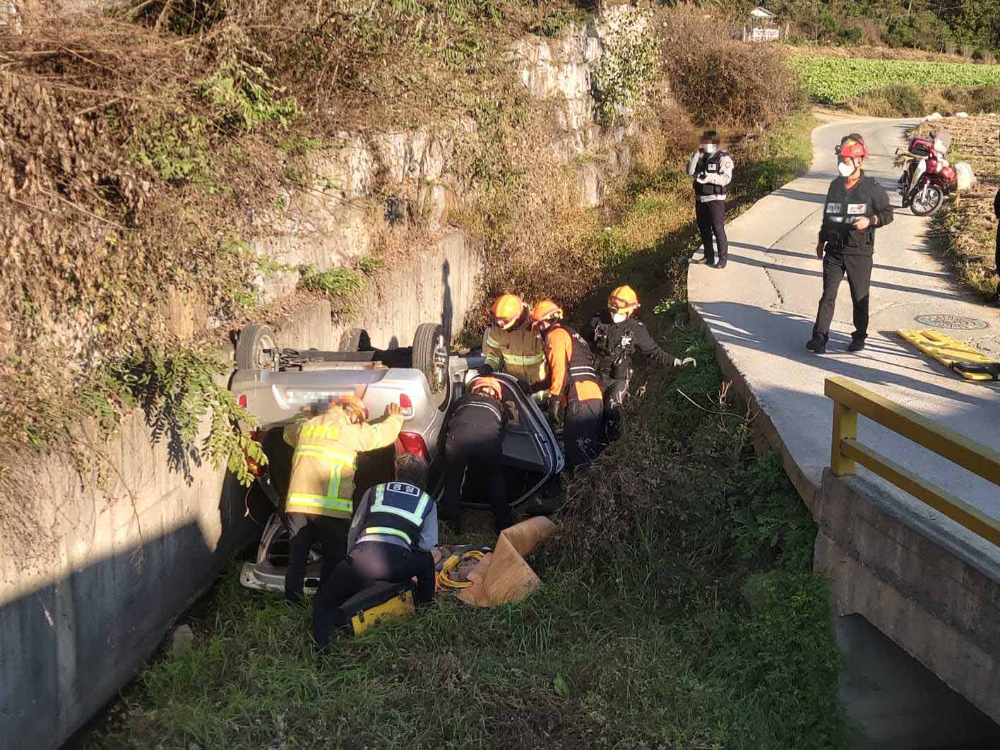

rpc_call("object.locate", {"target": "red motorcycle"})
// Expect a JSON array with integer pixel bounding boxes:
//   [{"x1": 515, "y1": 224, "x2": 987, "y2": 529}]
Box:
[{"x1": 896, "y1": 135, "x2": 956, "y2": 217}]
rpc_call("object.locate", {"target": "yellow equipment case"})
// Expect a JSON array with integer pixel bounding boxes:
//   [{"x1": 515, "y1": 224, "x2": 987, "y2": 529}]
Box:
[{"x1": 337, "y1": 580, "x2": 416, "y2": 636}]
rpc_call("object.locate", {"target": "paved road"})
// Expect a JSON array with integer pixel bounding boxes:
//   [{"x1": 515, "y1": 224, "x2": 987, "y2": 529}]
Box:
[{"x1": 688, "y1": 117, "x2": 1000, "y2": 580}]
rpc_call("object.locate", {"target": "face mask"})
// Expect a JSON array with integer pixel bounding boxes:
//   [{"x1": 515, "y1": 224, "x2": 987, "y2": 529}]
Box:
[
  {"x1": 611, "y1": 312, "x2": 627, "y2": 324},
  {"x1": 702, "y1": 143, "x2": 717, "y2": 154},
  {"x1": 837, "y1": 161, "x2": 856, "y2": 178}
]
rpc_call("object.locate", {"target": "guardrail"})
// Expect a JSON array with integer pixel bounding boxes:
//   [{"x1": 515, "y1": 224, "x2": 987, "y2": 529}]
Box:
[{"x1": 825, "y1": 376, "x2": 1000, "y2": 548}]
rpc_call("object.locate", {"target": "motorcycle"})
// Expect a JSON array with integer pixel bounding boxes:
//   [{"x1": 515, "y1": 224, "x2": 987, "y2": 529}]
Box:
[{"x1": 895, "y1": 135, "x2": 957, "y2": 217}]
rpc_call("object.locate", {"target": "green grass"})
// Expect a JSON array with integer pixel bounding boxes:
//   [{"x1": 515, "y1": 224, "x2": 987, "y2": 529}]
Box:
[
  {"x1": 789, "y1": 54, "x2": 1000, "y2": 104},
  {"x1": 88, "y1": 112, "x2": 850, "y2": 749}
]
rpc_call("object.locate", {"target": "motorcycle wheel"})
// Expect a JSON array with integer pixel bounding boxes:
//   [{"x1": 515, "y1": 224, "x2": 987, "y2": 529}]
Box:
[{"x1": 910, "y1": 184, "x2": 944, "y2": 216}]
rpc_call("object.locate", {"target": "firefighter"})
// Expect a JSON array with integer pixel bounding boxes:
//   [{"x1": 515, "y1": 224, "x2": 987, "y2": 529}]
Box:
[
  {"x1": 440, "y1": 376, "x2": 512, "y2": 534},
  {"x1": 282, "y1": 395, "x2": 404, "y2": 604},
  {"x1": 482, "y1": 293, "x2": 547, "y2": 397},
  {"x1": 531, "y1": 300, "x2": 604, "y2": 470},
  {"x1": 687, "y1": 129, "x2": 734, "y2": 269},
  {"x1": 584, "y1": 285, "x2": 697, "y2": 442},
  {"x1": 808, "y1": 134, "x2": 893, "y2": 354},
  {"x1": 312, "y1": 454, "x2": 438, "y2": 649}
]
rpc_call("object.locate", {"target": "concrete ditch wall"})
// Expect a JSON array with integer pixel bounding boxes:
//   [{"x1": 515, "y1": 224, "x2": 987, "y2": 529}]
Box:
[{"x1": 0, "y1": 23, "x2": 641, "y2": 750}]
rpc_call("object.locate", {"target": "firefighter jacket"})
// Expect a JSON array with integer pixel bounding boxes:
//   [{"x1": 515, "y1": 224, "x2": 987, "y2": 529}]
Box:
[
  {"x1": 687, "y1": 150, "x2": 734, "y2": 202},
  {"x1": 818, "y1": 173, "x2": 893, "y2": 255},
  {"x1": 482, "y1": 314, "x2": 547, "y2": 388},
  {"x1": 283, "y1": 407, "x2": 404, "y2": 519},
  {"x1": 584, "y1": 310, "x2": 675, "y2": 380},
  {"x1": 447, "y1": 392, "x2": 509, "y2": 443},
  {"x1": 349, "y1": 481, "x2": 438, "y2": 552},
  {"x1": 542, "y1": 325, "x2": 602, "y2": 404}
]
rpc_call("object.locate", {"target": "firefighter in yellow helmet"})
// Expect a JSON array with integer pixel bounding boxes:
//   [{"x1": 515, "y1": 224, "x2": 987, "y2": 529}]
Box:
[
  {"x1": 281, "y1": 394, "x2": 404, "y2": 604},
  {"x1": 531, "y1": 300, "x2": 604, "y2": 470},
  {"x1": 482, "y1": 293, "x2": 547, "y2": 397},
  {"x1": 583, "y1": 285, "x2": 696, "y2": 441}
]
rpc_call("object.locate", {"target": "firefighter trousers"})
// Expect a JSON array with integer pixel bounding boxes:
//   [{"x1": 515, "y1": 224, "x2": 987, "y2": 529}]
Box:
[
  {"x1": 442, "y1": 433, "x2": 513, "y2": 533},
  {"x1": 285, "y1": 513, "x2": 349, "y2": 605},
  {"x1": 312, "y1": 542, "x2": 435, "y2": 647},
  {"x1": 564, "y1": 398, "x2": 604, "y2": 470}
]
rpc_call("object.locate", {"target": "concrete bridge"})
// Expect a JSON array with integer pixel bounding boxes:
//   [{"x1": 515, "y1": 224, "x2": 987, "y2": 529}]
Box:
[{"x1": 689, "y1": 116, "x2": 1000, "y2": 747}]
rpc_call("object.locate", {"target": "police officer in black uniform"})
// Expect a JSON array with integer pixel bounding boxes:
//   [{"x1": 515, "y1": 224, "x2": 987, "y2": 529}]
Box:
[
  {"x1": 808, "y1": 133, "x2": 893, "y2": 354},
  {"x1": 440, "y1": 376, "x2": 512, "y2": 534},
  {"x1": 993, "y1": 180, "x2": 1000, "y2": 306},
  {"x1": 687, "y1": 129, "x2": 735, "y2": 269},
  {"x1": 584, "y1": 285, "x2": 696, "y2": 442}
]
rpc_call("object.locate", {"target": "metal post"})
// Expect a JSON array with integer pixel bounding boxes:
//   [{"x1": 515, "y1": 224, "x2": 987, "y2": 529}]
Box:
[{"x1": 831, "y1": 401, "x2": 858, "y2": 476}]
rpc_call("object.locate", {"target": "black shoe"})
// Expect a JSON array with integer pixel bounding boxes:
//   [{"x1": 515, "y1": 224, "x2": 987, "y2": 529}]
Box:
[
  {"x1": 848, "y1": 338, "x2": 866, "y2": 352},
  {"x1": 806, "y1": 337, "x2": 827, "y2": 354},
  {"x1": 713, "y1": 259, "x2": 728, "y2": 269}
]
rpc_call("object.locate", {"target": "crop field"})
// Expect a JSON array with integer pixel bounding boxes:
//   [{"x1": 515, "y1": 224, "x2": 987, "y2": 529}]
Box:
[{"x1": 789, "y1": 55, "x2": 1000, "y2": 104}]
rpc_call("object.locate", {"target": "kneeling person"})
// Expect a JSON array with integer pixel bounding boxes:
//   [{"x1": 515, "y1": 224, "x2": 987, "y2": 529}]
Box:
[
  {"x1": 441, "y1": 376, "x2": 512, "y2": 534},
  {"x1": 312, "y1": 454, "x2": 437, "y2": 648}
]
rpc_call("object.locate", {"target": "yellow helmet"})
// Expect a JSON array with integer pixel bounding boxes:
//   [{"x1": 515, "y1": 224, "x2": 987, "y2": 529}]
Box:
[
  {"x1": 491, "y1": 294, "x2": 524, "y2": 330},
  {"x1": 471, "y1": 376, "x2": 503, "y2": 400},
  {"x1": 608, "y1": 285, "x2": 640, "y2": 317},
  {"x1": 335, "y1": 394, "x2": 368, "y2": 423}
]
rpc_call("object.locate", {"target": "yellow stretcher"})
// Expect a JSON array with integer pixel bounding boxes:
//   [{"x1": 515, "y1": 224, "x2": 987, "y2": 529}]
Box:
[{"x1": 898, "y1": 329, "x2": 1000, "y2": 382}]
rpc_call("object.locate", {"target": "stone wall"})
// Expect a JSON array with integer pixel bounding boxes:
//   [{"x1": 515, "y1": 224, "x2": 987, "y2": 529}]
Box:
[{"x1": 0, "y1": 22, "x2": 643, "y2": 750}]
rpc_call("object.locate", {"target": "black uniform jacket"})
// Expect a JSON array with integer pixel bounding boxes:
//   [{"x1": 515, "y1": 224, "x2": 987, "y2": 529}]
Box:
[
  {"x1": 584, "y1": 310, "x2": 674, "y2": 378},
  {"x1": 446, "y1": 393, "x2": 509, "y2": 442},
  {"x1": 818, "y1": 174, "x2": 893, "y2": 255}
]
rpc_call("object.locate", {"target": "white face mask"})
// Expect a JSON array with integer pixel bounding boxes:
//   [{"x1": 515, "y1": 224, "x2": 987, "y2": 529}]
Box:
[
  {"x1": 702, "y1": 143, "x2": 717, "y2": 154},
  {"x1": 611, "y1": 312, "x2": 627, "y2": 324},
  {"x1": 837, "y1": 160, "x2": 856, "y2": 178}
]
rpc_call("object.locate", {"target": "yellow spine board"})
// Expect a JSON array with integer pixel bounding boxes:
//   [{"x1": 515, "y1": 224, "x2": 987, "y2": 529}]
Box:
[
  {"x1": 349, "y1": 590, "x2": 415, "y2": 636},
  {"x1": 898, "y1": 329, "x2": 996, "y2": 382}
]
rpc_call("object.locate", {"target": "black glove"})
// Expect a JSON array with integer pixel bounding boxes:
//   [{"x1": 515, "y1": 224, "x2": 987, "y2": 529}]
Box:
[
  {"x1": 481, "y1": 363, "x2": 494, "y2": 376},
  {"x1": 517, "y1": 379, "x2": 531, "y2": 395},
  {"x1": 547, "y1": 397, "x2": 563, "y2": 425}
]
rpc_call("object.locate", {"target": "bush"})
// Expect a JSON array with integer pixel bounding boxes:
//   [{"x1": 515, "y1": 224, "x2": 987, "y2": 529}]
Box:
[
  {"x1": 848, "y1": 83, "x2": 927, "y2": 117},
  {"x1": 666, "y1": 41, "x2": 805, "y2": 129}
]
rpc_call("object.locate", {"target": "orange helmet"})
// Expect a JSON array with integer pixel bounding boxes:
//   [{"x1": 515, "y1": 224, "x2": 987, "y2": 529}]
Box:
[
  {"x1": 530, "y1": 300, "x2": 563, "y2": 328},
  {"x1": 335, "y1": 394, "x2": 368, "y2": 423},
  {"x1": 608, "y1": 285, "x2": 640, "y2": 316},
  {"x1": 491, "y1": 294, "x2": 524, "y2": 330},
  {"x1": 471, "y1": 376, "x2": 502, "y2": 400},
  {"x1": 837, "y1": 134, "x2": 867, "y2": 160}
]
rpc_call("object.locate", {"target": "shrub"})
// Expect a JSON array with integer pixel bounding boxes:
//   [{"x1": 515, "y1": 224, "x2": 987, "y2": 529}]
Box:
[
  {"x1": 666, "y1": 42, "x2": 805, "y2": 129},
  {"x1": 848, "y1": 83, "x2": 926, "y2": 117},
  {"x1": 593, "y1": 5, "x2": 660, "y2": 126}
]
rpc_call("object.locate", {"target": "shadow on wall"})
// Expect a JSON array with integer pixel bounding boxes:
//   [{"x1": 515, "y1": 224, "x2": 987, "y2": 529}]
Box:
[
  {"x1": 442, "y1": 259, "x2": 453, "y2": 341},
  {"x1": 0, "y1": 473, "x2": 255, "y2": 750}
]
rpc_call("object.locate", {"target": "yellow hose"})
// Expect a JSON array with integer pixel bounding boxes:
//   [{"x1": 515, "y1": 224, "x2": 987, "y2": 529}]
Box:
[{"x1": 436, "y1": 550, "x2": 486, "y2": 589}]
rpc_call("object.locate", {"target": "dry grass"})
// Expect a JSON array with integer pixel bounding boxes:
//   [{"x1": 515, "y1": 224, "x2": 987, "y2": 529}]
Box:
[{"x1": 913, "y1": 116, "x2": 1000, "y2": 299}]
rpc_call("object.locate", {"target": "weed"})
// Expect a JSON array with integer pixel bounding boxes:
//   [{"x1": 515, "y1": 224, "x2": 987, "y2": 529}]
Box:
[
  {"x1": 298, "y1": 265, "x2": 365, "y2": 297},
  {"x1": 132, "y1": 115, "x2": 212, "y2": 183}
]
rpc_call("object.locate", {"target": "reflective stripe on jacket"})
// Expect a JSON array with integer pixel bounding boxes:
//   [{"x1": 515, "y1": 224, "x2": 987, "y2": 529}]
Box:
[
  {"x1": 482, "y1": 319, "x2": 546, "y2": 387},
  {"x1": 283, "y1": 407, "x2": 404, "y2": 519},
  {"x1": 544, "y1": 325, "x2": 602, "y2": 404},
  {"x1": 355, "y1": 481, "x2": 435, "y2": 549}
]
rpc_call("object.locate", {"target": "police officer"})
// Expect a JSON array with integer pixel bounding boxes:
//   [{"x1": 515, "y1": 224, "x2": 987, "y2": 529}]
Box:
[
  {"x1": 584, "y1": 285, "x2": 696, "y2": 442},
  {"x1": 808, "y1": 134, "x2": 893, "y2": 354},
  {"x1": 687, "y1": 129, "x2": 734, "y2": 269},
  {"x1": 993, "y1": 182, "x2": 999, "y2": 306},
  {"x1": 531, "y1": 300, "x2": 604, "y2": 470},
  {"x1": 311, "y1": 454, "x2": 438, "y2": 648},
  {"x1": 440, "y1": 376, "x2": 512, "y2": 534}
]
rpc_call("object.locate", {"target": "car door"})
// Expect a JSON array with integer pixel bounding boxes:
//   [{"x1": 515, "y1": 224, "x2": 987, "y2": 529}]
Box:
[{"x1": 495, "y1": 373, "x2": 563, "y2": 506}]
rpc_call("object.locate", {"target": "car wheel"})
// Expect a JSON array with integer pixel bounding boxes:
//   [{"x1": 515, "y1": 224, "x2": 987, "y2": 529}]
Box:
[
  {"x1": 413, "y1": 323, "x2": 450, "y2": 409},
  {"x1": 339, "y1": 327, "x2": 372, "y2": 352},
  {"x1": 235, "y1": 324, "x2": 279, "y2": 371}
]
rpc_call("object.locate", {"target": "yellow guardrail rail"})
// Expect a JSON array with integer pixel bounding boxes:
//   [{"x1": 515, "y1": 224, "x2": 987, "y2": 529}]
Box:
[{"x1": 825, "y1": 376, "x2": 1000, "y2": 548}]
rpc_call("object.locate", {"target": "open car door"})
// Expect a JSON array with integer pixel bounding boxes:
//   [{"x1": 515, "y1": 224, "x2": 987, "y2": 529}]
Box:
[{"x1": 456, "y1": 373, "x2": 564, "y2": 509}]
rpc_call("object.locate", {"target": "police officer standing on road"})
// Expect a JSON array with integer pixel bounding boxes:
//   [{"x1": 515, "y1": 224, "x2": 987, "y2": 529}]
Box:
[
  {"x1": 993, "y1": 168, "x2": 999, "y2": 306},
  {"x1": 687, "y1": 130, "x2": 734, "y2": 269},
  {"x1": 584, "y1": 285, "x2": 695, "y2": 442},
  {"x1": 808, "y1": 134, "x2": 893, "y2": 354}
]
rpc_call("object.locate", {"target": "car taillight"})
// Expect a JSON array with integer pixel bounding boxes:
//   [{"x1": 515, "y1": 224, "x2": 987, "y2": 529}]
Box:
[
  {"x1": 238, "y1": 394, "x2": 248, "y2": 409},
  {"x1": 396, "y1": 431, "x2": 429, "y2": 461},
  {"x1": 399, "y1": 393, "x2": 413, "y2": 418}
]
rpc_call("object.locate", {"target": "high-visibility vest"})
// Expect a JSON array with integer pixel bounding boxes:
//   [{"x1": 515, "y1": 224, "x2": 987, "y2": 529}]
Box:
[
  {"x1": 482, "y1": 320, "x2": 546, "y2": 387},
  {"x1": 283, "y1": 408, "x2": 403, "y2": 519},
  {"x1": 356, "y1": 482, "x2": 434, "y2": 549}
]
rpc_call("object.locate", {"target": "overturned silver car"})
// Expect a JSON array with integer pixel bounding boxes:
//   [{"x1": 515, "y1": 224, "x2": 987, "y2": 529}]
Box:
[{"x1": 230, "y1": 322, "x2": 563, "y2": 594}]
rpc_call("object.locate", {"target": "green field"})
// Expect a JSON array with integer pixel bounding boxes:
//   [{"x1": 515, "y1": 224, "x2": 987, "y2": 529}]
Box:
[{"x1": 789, "y1": 54, "x2": 1000, "y2": 104}]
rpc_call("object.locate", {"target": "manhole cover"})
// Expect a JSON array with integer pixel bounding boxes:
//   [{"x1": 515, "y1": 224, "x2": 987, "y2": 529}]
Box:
[{"x1": 914, "y1": 314, "x2": 989, "y2": 330}]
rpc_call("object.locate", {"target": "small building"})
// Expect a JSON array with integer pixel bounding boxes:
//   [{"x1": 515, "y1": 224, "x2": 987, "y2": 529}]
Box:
[{"x1": 744, "y1": 7, "x2": 780, "y2": 43}]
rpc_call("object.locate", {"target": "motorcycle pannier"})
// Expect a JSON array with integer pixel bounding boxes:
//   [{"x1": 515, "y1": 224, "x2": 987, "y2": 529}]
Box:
[{"x1": 908, "y1": 137, "x2": 933, "y2": 157}]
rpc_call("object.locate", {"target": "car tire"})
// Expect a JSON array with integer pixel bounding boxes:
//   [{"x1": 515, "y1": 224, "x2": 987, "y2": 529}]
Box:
[
  {"x1": 339, "y1": 327, "x2": 372, "y2": 352},
  {"x1": 235, "y1": 324, "x2": 279, "y2": 371},
  {"x1": 413, "y1": 323, "x2": 450, "y2": 409}
]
